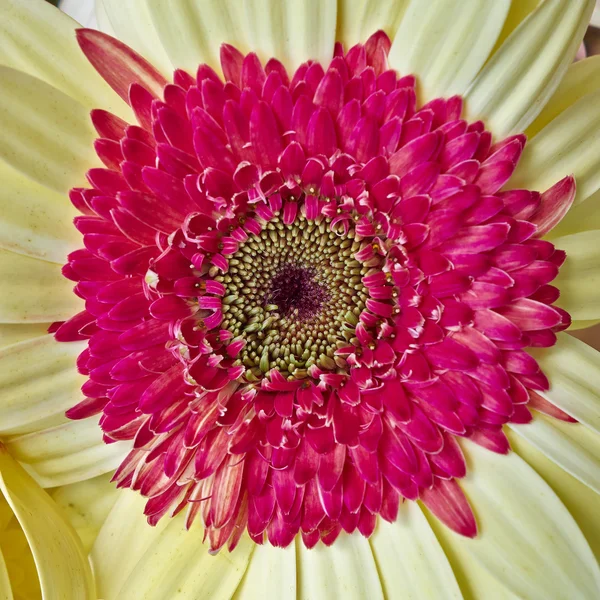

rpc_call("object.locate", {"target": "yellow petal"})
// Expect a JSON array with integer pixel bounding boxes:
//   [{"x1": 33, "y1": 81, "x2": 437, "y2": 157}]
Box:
[
  {"x1": 531, "y1": 332, "x2": 600, "y2": 434},
  {"x1": 0, "y1": 549, "x2": 12, "y2": 600},
  {"x1": 0, "y1": 0, "x2": 130, "y2": 120},
  {"x1": 5, "y1": 415, "x2": 129, "y2": 488},
  {"x1": 91, "y1": 489, "x2": 252, "y2": 600},
  {"x1": 511, "y1": 89, "x2": 600, "y2": 208},
  {"x1": 233, "y1": 542, "x2": 295, "y2": 599},
  {"x1": 0, "y1": 161, "x2": 80, "y2": 264},
  {"x1": 389, "y1": 0, "x2": 511, "y2": 100},
  {"x1": 0, "y1": 67, "x2": 99, "y2": 195},
  {"x1": 453, "y1": 439, "x2": 600, "y2": 599},
  {"x1": 510, "y1": 412, "x2": 600, "y2": 494},
  {"x1": 527, "y1": 55, "x2": 600, "y2": 138},
  {"x1": 370, "y1": 501, "x2": 462, "y2": 600},
  {"x1": 550, "y1": 189, "x2": 600, "y2": 238},
  {"x1": 465, "y1": 0, "x2": 593, "y2": 137},
  {"x1": 548, "y1": 230, "x2": 600, "y2": 322},
  {"x1": 96, "y1": 0, "x2": 172, "y2": 75},
  {"x1": 243, "y1": 0, "x2": 338, "y2": 71},
  {"x1": 0, "y1": 444, "x2": 95, "y2": 600},
  {"x1": 0, "y1": 334, "x2": 84, "y2": 436},
  {"x1": 507, "y1": 429, "x2": 600, "y2": 558},
  {"x1": 0, "y1": 249, "x2": 82, "y2": 324},
  {"x1": 51, "y1": 473, "x2": 120, "y2": 552},
  {"x1": 336, "y1": 0, "x2": 408, "y2": 48},
  {"x1": 297, "y1": 533, "x2": 384, "y2": 599},
  {"x1": 0, "y1": 324, "x2": 51, "y2": 349}
]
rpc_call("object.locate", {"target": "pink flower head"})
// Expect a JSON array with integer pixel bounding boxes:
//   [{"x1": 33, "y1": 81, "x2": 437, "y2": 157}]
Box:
[{"x1": 54, "y1": 29, "x2": 575, "y2": 553}]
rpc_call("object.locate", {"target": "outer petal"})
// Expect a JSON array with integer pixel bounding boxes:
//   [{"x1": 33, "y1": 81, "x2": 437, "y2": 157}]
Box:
[
  {"x1": 0, "y1": 549, "x2": 11, "y2": 600},
  {"x1": 96, "y1": 0, "x2": 173, "y2": 74},
  {"x1": 0, "y1": 0, "x2": 130, "y2": 119},
  {"x1": 370, "y1": 501, "x2": 463, "y2": 600},
  {"x1": 234, "y1": 542, "x2": 295, "y2": 599},
  {"x1": 389, "y1": 0, "x2": 510, "y2": 99},
  {"x1": 531, "y1": 333, "x2": 600, "y2": 434},
  {"x1": 465, "y1": 0, "x2": 593, "y2": 137},
  {"x1": 450, "y1": 440, "x2": 600, "y2": 600},
  {"x1": 0, "y1": 67, "x2": 99, "y2": 194},
  {"x1": 551, "y1": 231, "x2": 600, "y2": 322},
  {"x1": 510, "y1": 414, "x2": 600, "y2": 494},
  {"x1": 511, "y1": 89, "x2": 600, "y2": 209},
  {"x1": 297, "y1": 533, "x2": 384, "y2": 599},
  {"x1": 0, "y1": 249, "x2": 83, "y2": 323},
  {"x1": 4, "y1": 416, "x2": 130, "y2": 488},
  {"x1": 244, "y1": 0, "x2": 337, "y2": 71},
  {"x1": 0, "y1": 161, "x2": 80, "y2": 263},
  {"x1": 0, "y1": 334, "x2": 85, "y2": 436},
  {"x1": 491, "y1": 0, "x2": 540, "y2": 51},
  {"x1": 0, "y1": 445, "x2": 95, "y2": 599},
  {"x1": 0, "y1": 324, "x2": 51, "y2": 348},
  {"x1": 92, "y1": 491, "x2": 252, "y2": 600},
  {"x1": 336, "y1": 0, "x2": 407, "y2": 48}
]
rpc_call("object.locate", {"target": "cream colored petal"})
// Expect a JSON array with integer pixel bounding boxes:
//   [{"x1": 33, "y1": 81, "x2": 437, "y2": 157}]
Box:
[
  {"x1": 453, "y1": 439, "x2": 600, "y2": 599},
  {"x1": 51, "y1": 474, "x2": 120, "y2": 552},
  {"x1": 0, "y1": 67, "x2": 99, "y2": 195},
  {"x1": 233, "y1": 542, "x2": 295, "y2": 600},
  {"x1": 531, "y1": 332, "x2": 600, "y2": 434},
  {"x1": 0, "y1": 324, "x2": 51, "y2": 349},
  {"x1": 465, "y1": 0, "x2": 593, "y2": 137},
  {"x1": 389, "y1": 0, "x2": 511, "y2": 101},
  {"x1": 297, "y1": 533, "x2": 384, "y2": 600},
  {"x1": 0, "y1": 161, "x2": 80, "y2": 264},
  {"x1": 548, "y1": 230, "x2": 600, "y2": 322},
  {"x1": 0, "y1": 0, "x2": 130, "y2": 119},
  {"x1": 527, "y1": 56, "x2": 600, "y2": 138},
  {"x1": 4, "y1": 416, "x2": 129, "y2": 488},
  {"x1": 0, "y1": 550, "x2": 11, "y2": 600},
  {"x1": 0, "y1": 249, "x2": 82, "y2": 324},
  {"x1": 336, "y1": 0, "x2": 408, "y2": 48},
  {"x1": 370, "y1": 501, "x2": 463, "y2": 600},
  {"x1": 91, "y1": 489, "x2": 253, "y2": 600},
  {"x1": 0, "y1": 445, "x2": 95, "y2": 600},
  {"x1": 510, "y1": 413, "x2": 600, "y2": 494},
  {"x1": 507, "y1": 429, "x2": 600, "y2": 558},
  {"x1": 490, "y1": 0, "x2": 541, "y2": 54},
  {"x1": 243, "y1": 0, "x2": 337, "y2": 72},
  {"x1": 0, "y1": 334, "x2": 84, "y2": 436},
  {"x1": 511, "y1": 89, "x2": 600, "y2": 208},
  {"x1": 550, "y1": 189, "x2": 600, "y2": 238},
  {"x1": 145, "y1": 0, "x2": 250, "y2": 73},
  {"x1": 97, "y1": 0, "x2": 172, "y2": 75}
]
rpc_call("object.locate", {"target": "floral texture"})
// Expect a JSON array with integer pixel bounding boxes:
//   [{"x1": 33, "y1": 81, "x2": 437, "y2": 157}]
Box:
[{"x1": 54, "y1": 28, "x2": 576, "y2": 551}]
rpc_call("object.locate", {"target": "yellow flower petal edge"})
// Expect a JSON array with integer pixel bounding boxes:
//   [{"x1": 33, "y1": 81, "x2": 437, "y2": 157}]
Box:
[{"x1": 0, "y1": 444, "x2": 94, "y2": 600}]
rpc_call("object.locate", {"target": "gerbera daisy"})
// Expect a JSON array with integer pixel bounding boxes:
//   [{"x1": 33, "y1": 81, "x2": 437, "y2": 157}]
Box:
[{"x1": 1, "y1": 0, "x2": 599, "y2": 598}]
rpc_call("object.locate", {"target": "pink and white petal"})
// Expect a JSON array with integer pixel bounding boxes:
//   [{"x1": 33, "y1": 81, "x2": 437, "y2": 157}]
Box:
[
  {"x1": 531, "y1": 333, "x2": 600, "y2": 435},
  {"x1": 297, "y1": 533, "x2": 384, "y2": 600},
  {"x1": 234, "y1": 541, "x2": 295, "y2": 600},
  {"x1": 336, "y1": 0, "x2": 407, "y2": 48},
  {"x1": 466, "y1": 0, "x2": 593, "y2": 137},
  {"x1": 512, "y1": 88, "x2": 600, "y2": 209},
  {"x1": 551, "y1": 231, "x2": 600, "y2": 322},
  {"x1": 370, "y1": 501, "x2": 463, "y2": 600},
  {"x1": 0, "y1": 67, "x2": 100, "y2": 194},
  {"x1": 244, "y1": 0, "x2": 337, "y2": 71},
  {"x1": 95, "y1": 0, "x2": 173, "y2": 75},
  {"x1": 93, "y1": 492, "x2": 252, "y2": 600},
  {"x1": 145, "y1": 0, "x2": 251, "y2": 74},
  {"x1": 4, "y1": 415, "x2": 130, "y2": 488},
  {"x1": 510, "y1": 413, "x2": 600, "y2": 494},
  {"x1": 0, "y1": 0, "x2": 130, "y2": 119},
  {"x1": 0, "y1": 334, "x2": 85, "y2": 436},
  {"x1": 445, "y1": 439, "x2": 600, "y2": 600},
  {"x1": 389, "y1": 0, "x2": 510, "y2": 99},
  {"x1": 0, "y1": 249, "x2": 83, "y2": 324},
  {"x1": 0, "y1": 447, "x2": 95, "y2": 599}
]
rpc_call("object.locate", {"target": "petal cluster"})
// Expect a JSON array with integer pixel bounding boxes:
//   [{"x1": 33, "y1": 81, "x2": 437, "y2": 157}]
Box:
[{"x1": 55, "y1": 29, "x2": 574, "y2": 552}]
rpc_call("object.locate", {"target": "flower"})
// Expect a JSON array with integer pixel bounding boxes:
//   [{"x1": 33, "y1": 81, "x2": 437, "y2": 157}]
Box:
[{"x1": 0, "y1": 0, "x2": 599, "y2": 598}]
